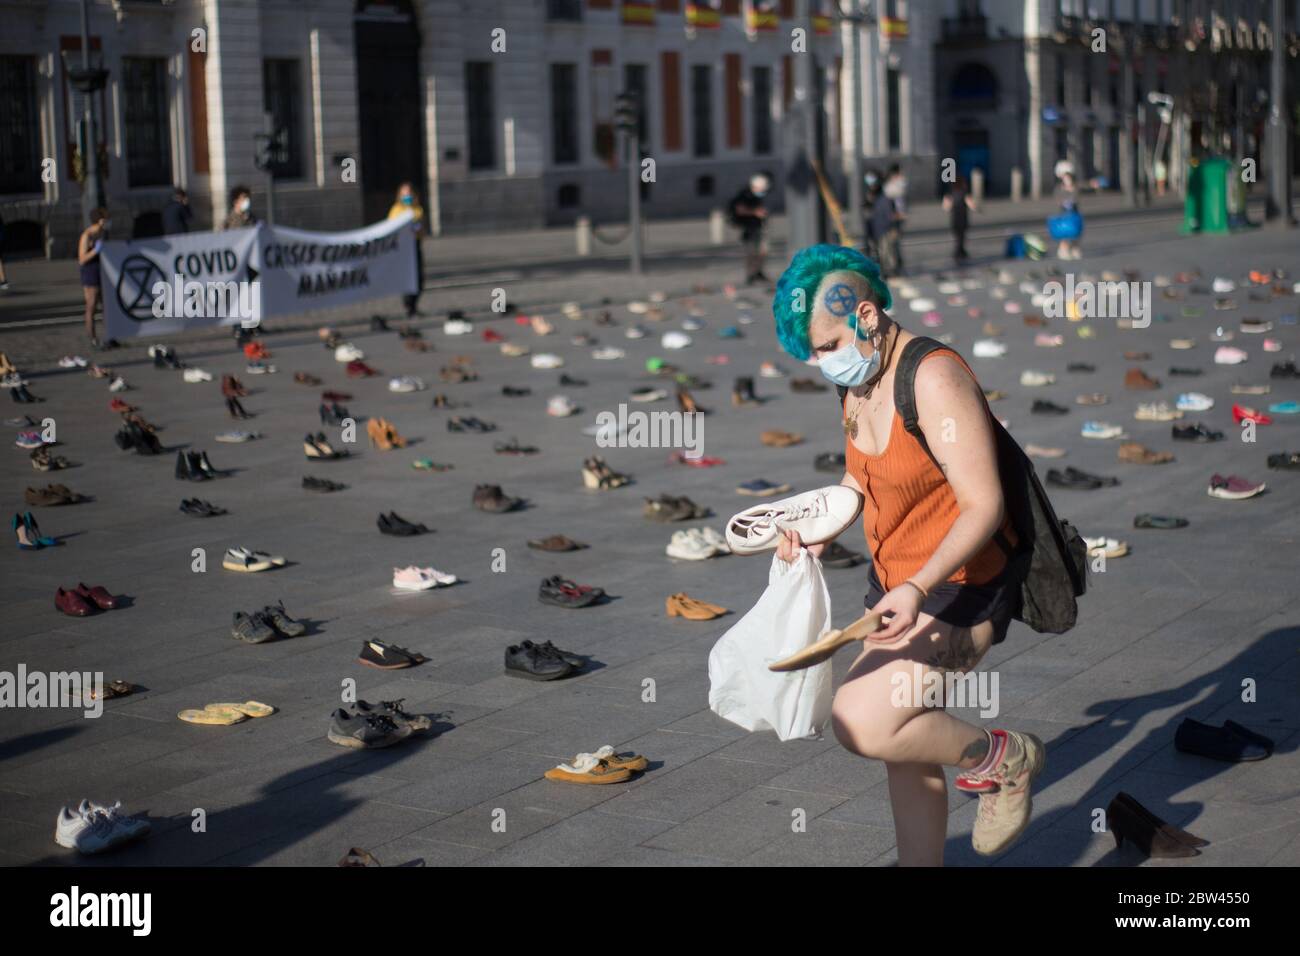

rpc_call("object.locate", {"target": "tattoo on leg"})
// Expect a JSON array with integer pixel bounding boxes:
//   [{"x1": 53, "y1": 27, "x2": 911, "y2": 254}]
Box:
[
  {"x1": 924, "y1": 628, "x2": 980, "y2": 673},
  {"x1": 961, "y1": 735, "x2": 990, "y2": 763}
]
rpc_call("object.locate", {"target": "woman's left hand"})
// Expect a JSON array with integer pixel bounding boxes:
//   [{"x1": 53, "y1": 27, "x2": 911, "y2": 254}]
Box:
[{"x1": 868, "y1": 584, "x2": 924, "y2": 644}]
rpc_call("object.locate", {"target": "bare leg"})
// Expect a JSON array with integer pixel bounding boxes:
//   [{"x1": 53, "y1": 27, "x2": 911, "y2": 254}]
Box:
[
  {"x1": 887, "y1": 762, "x2": 949, "y2": 866},
  {"x1": 831, "y1": 611, "x2": 996, "y2": 864},
  {"x1": 83, "y1": 287, "x2": 98, "y2": 341}
]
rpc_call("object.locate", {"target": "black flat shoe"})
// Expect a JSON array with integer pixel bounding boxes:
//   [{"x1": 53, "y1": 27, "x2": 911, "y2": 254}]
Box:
[
  {"x1": 1064, "y1": 466, "x2": 1119, "y2": 487},
  {"x1": 377, "y1": 512, "x2": 427, "y2": 535},
  {"x1": 1222, "y1": 719, "x2": 1275, "y2": 754},
  {"x1": 1174, "y1": 718, "x2": 1271, "y2": 762},
  {"x1": 1032, "y1": 400, "x2": 1070, "y2": 415},
  {"x1": 1046, "y1": 469, "x2": 1102, "y2": 490},
  {"x1": 303, "y1": 476, "x2": 346, "y2": 493}
]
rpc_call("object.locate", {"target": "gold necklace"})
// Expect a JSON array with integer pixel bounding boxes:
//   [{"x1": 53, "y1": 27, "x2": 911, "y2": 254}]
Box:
[{"x1": 842, "y1": 326, "x2": 897, "y2": 438}]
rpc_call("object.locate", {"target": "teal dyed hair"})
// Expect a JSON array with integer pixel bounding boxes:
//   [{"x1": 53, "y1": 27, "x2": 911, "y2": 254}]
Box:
[{"x1": 771, "y1": 244, "x2": 893, "y2": 361}]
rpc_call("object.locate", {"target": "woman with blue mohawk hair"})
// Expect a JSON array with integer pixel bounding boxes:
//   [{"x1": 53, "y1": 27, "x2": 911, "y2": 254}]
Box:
[{"x1": 770, "y1": 244, "x2": 1044, "y2": 865}]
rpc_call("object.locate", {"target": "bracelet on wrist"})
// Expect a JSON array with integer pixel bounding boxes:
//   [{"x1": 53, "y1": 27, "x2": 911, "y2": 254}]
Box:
[{"x1": 903, "y1": 579, "x2": 929, "y2": 600}]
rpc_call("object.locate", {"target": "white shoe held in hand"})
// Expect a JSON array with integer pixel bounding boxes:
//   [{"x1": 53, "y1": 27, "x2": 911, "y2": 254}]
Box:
[{"x1": 725, "y1": 485, "x2": 864, "y2": 556}]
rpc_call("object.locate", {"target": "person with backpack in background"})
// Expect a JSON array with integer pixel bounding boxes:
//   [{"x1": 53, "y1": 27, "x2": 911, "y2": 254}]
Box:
[
  {"x1": 942, "y1": 175, "x2": 977, "y2": 262},
  {"x1": 768, "y1": 244, "x2": 1085, "y2": 865},
  {"x1": 729, "y1": 173, "x2": 772, "y2": 286}
]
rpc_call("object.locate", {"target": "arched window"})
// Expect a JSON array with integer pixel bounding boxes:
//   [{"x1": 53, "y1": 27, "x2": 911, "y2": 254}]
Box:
[{"x1": 950, "y1": 63, "x2": 998, "y2": 111}]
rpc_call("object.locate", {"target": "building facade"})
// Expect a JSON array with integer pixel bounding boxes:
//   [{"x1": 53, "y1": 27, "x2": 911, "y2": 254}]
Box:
[
  {"x1": 3, "y1": 0, "x2": 941, "y2": 257},
  {"x1": 933, "y1": 0, "x2": 1297, "y2": 199},
  {"x1": 839, "y1": 0, "x2": 939, "y2": 201}
]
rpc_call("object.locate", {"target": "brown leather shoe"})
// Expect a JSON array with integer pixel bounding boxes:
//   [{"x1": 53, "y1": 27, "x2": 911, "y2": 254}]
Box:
[
  {"x1": 1124, "y1": 367, "x2": 1160, "y2": 390},
  {"x1": 761, "y1": 429, "x2": 804, "y2": 448},
  {"x1": 527, "y1": 534, "x2": 586, "y2": 552},
  {"x1": 75, "y1": 583, "x2": 119, "y2": 610},
  {"x1": 24, "y1": 486, "x2": 66, "y2": 507},
  {"x1": 48, "y1": 484, "x2": 84, "y2": 503},
  {"x1": 1118, "y1": 441, "x2": 1174, "y2": 464},
  {"x1": 55, "y1": 587, "x2": 96, "y2": 617},
  {"x1": 473, "y1": 483, "x2": 521, "y2": 513},
  {"x1": 1123, "y1": 351, "x2": 1152, "y2": 361},
  {"x1": 666, "y1": 593, "x2": 727, "y2": 620}
]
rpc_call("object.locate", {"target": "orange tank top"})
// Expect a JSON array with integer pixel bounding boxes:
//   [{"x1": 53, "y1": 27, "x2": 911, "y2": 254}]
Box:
[{"x1": 844, "y1": 349, "x2": 1015, "y2": 590}]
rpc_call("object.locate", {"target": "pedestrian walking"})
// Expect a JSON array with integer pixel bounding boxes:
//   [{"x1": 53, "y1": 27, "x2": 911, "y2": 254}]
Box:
[
  {"x1": 1050, "y1": 162, "x2": 1083, "y2": 260},
  {"x1": 770, "y1": 243, "x2": 1047, "y2": 864},
  {"x1": 872, "y1": 173, "x2": 906, "y2": 277},
  {"x1": 860, "y1": 170, "x2": 883, "y2": 261},
  {"x1": 387, "y1": 182, "x2": 425, "y2": 317},
  {"x1": 162, "y1": 187, "x2": 192, "y2": 235},
  {"x1": 942, "y1": 175, "x2": 977, "y2": 263},
  {"x1": 77, "y1": 207, "x2": 109, "y2": 345},
  {"x1": 729, "y1": 173, "x2": 772, "y2": 286}
]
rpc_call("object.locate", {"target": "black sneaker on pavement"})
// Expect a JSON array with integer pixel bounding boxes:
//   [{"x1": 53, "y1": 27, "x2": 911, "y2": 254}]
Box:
[
  {"x1": 327, "y1": 709, "x2": 412, "y2": 749},
  {"x1": 505, "y1": 643, "x2": 572, "y2": 680}
]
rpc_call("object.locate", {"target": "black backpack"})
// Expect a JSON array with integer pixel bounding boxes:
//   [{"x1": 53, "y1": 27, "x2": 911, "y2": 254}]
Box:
[{"x1": 839, "y1": 337, "x2": 1088, "y2": 634}]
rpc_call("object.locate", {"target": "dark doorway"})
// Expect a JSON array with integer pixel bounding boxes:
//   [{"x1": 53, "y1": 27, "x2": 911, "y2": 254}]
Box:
[
  {"x1": 354, "y1": 1, "x2": 425, "y2": 225},
  {"x1": 954, "y1": 127, "x2": 989, "y2": 188}
]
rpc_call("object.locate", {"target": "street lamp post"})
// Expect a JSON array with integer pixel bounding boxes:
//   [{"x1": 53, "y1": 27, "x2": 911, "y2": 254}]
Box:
[
  {"x1": 840, "y1": 1, "x2": 868, "y2": 240},
  {"x1": 615, "y1": 91, "x2": 643, "y2": 275},
  {"x1": 786, "y1": 0, "x2": 825, "y2": 250},
  {"x1": 1266, "y1": 0, "x2": 1293, "y2": 225},
  {"x1": 64, "y1": 0, "x2": 109, "y2": 225}
]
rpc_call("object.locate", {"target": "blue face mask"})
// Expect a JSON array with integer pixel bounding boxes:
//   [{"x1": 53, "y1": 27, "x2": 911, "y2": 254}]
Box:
[
  {"x1": 401, "y1": 195, "x2": 414, "y2": 205},
  {"x1": 817, "y1": 322, "x2": 880, "y2": 387}
]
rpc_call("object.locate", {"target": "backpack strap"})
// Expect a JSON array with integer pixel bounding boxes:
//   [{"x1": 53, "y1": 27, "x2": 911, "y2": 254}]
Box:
[
  {"x1": 892, "y1": 336, "x2": 947, "y2": 470},
  {"x1": 894, "y1": 336, "x2": 1017, "y2": 557}
]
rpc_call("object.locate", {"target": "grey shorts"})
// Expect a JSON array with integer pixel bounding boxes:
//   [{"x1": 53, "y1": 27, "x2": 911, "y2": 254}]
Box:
[{"x1": 864, "y1": 564, "x2": 1015, "y2": 646}]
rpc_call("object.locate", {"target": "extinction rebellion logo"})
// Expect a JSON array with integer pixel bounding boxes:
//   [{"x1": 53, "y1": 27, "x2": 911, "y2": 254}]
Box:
[{"x1": 115, "y1": 249, "x2": 260, "y2": 327}]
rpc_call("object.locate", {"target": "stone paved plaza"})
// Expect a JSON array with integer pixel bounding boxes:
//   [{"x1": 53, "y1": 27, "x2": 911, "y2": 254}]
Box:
[{"x1": 1, "y1": 213, "x2": 1297, "y2": 867}]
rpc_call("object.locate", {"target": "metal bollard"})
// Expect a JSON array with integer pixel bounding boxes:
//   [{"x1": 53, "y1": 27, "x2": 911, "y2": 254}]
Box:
[
  {"x1": 576, "y1": 216, "x2": 592, "y2": 256},
  {"x1": 971, "y1": 168, "x2": 985, "y2": 204},
  {"x1": 1010, "y1": 167, "x2": 1023, "y2": 203},
  {"x1": 709, "y1": 208, "x2": 726, "y2": 245}
]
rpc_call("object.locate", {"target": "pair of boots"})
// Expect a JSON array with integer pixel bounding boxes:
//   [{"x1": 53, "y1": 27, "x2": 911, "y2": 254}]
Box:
[
  {"x1": 114, "y1": 421, "x2": 162, "y2": 455},
  {"x1": 732, "y1": 377, "x2": 759, "y2": 407},
  {"x1": 226, "y1": 396, "x2": 251, "y2": 419},
  {"x1": 176, "y1": 449, "x2": 219, "y2": 481}
]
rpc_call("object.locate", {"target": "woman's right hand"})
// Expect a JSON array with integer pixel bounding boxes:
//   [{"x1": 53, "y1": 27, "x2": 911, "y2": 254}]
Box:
[{"x1": 776, "y1": 529, "x2": 826, "y2": 563}]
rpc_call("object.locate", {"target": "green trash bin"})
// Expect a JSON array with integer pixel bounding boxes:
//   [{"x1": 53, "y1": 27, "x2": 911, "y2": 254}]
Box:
[{"x1": 1182, "y1": 156, "x2": 1231, "y2": 234}]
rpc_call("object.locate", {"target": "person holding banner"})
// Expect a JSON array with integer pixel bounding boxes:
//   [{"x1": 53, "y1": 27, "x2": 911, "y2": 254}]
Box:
[
  {"x1": 223, "y1": 185, "x2": 258, "y2": 231},
  {"x1": 77, "y1": 208, "x2": 109, "y2": 345},
  {"x1": 387, "y1": 183, "x2": 425, "y2": 317}
]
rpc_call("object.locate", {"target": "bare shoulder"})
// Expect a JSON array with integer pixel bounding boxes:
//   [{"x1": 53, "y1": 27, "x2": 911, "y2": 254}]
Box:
[{"x1": 914, "y1": 352, "x2": 979, "y2": 402}]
